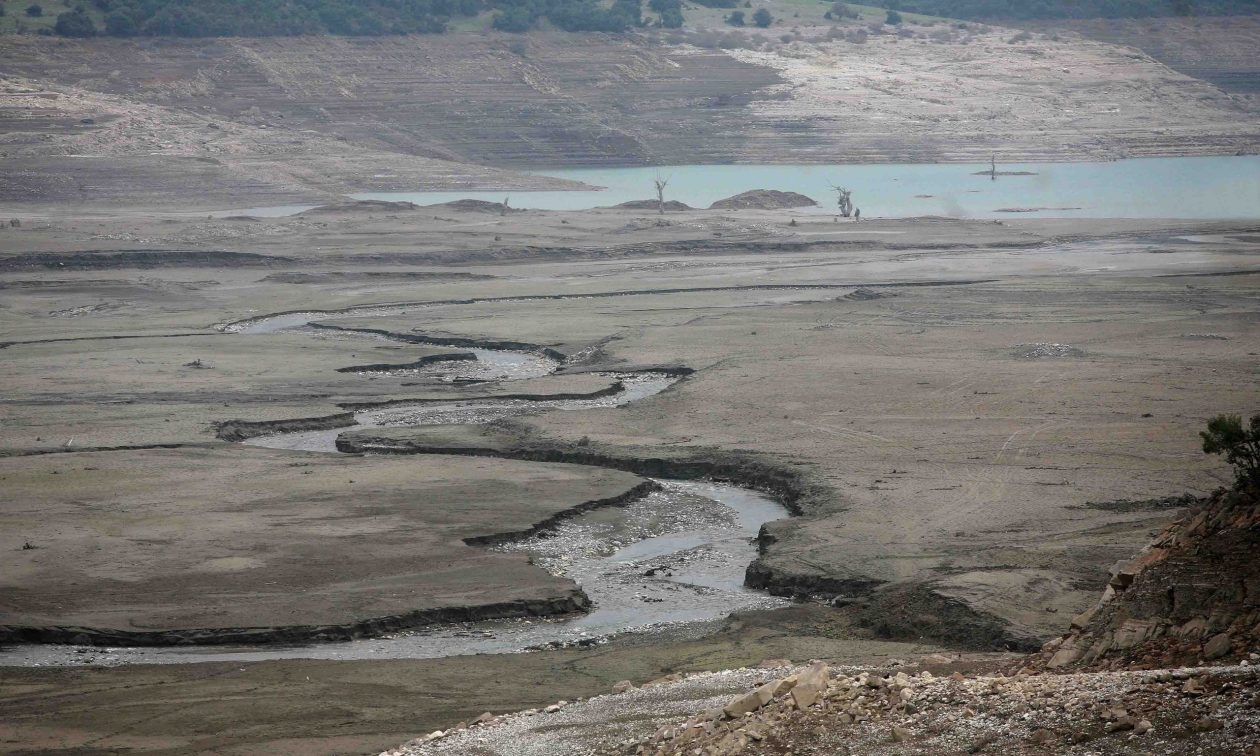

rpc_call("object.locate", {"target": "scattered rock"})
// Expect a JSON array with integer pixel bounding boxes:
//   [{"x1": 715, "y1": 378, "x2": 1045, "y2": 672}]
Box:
[
  {"x1": 790, "y1": 662, "x2": 829, "y2": 710},
  {"x1": 1204, "y1": 632, "x2": 1232, "y2": 660}
]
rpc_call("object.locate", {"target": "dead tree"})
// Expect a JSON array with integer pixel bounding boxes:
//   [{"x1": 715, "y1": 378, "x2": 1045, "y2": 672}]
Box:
[
  {"x1": 501, "y1": 196, "x2": 510, "y2": 216},
  {"x1": 990, "y1": 153, "x2": 997, "y2": 181},
  {"x1": 653, "y1": 172, "x2": 671, "y2": 216},
  {"x1": 829, "y1": 184, "x2": 854, "y2": 217}
]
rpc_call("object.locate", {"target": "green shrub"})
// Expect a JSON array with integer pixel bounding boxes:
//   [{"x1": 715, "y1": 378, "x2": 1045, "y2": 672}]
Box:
[
  {"x1": 105, "y1": 9, "x2": 138, "y2": 36},
  {"x1": 55, "y1": 9, "x2": 98, "y2": 36},
  {"x1": 1201, "y1": 413, "x2": 1260, "y2": 488}
]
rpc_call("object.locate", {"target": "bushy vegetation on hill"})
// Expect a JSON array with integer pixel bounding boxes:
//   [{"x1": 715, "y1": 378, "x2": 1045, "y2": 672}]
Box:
[
  {"x1": 38, "y1": 0, "x2": 669, "y2": 38},
  {"x1": 884, "y1": 0, "x2": 1259, "y2": 20},
  {"x1": 30, "y1": 0, "x2": 1257, "y2": 37}
]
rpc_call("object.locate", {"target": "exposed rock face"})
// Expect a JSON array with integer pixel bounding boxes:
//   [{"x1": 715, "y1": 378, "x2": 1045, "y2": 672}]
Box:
[
  {"x1": 709, "y1": 190, "x2": 817, "y2": 210},
  {"x1": 1037, "y1": 486, "x2": 1260, "y2": 670}
]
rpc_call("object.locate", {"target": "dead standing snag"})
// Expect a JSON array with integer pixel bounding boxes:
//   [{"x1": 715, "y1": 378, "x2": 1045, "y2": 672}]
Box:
[
  {"x1": 828, "y1": 184, "x2": 854, "y2": 217},
  {"x1": 653, "y1": 172, "x2": 671, "y2": 215}
]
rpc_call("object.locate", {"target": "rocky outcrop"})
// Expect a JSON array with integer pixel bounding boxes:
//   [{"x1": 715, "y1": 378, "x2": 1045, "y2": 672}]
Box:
[
  {"x1": 1035, "y1": 486, "x2": 1260, "y2": 670},
  {"x1": 709, "y1": 190, "x2": 817, "y2": 210}
]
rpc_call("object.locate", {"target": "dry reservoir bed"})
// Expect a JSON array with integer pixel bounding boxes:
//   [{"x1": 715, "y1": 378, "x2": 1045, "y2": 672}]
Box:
[
  {"x1": 1, "y1": 210, "x2": 1259, "y2": 753},
  {"x1": 0, "y1": 447, "x2": 647, "y2": 639}
]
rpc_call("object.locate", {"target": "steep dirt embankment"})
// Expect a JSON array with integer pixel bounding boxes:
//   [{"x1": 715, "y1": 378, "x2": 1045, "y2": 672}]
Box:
[
  {"x1": 1035, "y1": 485, "x2": 1260, "y2": 671},
  {"x1": 0, "y1": 591, "x2": 592, "y2": 647},
  {"x1": 213, "y1": 412, "x2": 357, "y2": 442}
]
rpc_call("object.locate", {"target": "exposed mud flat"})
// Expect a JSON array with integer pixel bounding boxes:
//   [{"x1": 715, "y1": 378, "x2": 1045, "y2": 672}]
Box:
[
  {"x1": 1, "y1": 208, "x2": 1259, "y2": 753},
  {"x1": 0, "y1": 447, "x2": 658, "y2": 642}
]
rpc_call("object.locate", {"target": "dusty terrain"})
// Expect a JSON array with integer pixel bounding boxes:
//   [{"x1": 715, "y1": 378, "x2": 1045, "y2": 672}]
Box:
[
  {"x1": 2, "y1": 7, "x2": 1259, "y2": 751},
  {"x1": 398, "y1": 479, "x2": 1260, "y2": 756},
  {"x1": 394, "y1": 658, "x2": 1260, "y2": 755},
  {"x1": 0, "y1": 199, "x2": 1257, "y2": 751},
  {"x1": 2, "y1": 23, "x2": 1258, "y2": 207},
  {"x1": 0, "y1": 606, "x2": 959, "y2": 755},
  {"x1": 0, "y1": 447, "x2": 646, "y2": 640}
]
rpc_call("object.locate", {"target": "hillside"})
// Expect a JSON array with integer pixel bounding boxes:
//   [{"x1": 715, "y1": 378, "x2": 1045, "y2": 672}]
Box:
[
  {"x1": 2, "y1": 25, "x2": 1256, "y2": 208},
  {"x1": 890, "y1": 0, "x2": 1260, "y2": 20}
]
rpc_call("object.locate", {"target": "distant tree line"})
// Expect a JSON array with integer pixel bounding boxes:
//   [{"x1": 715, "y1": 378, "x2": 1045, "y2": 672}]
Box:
[
  {"x1": 43, "y1": 0, "x2": 680, "y2": 38},
  {"x1": 44, "y1": 0, "x2": 1255, "y2": 39},
  {"x1": 880, "y1": 0, "x2": 1258, "y2": 20}
]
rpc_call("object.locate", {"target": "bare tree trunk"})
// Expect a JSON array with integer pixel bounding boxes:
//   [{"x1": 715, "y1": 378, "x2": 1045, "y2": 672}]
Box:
[
  {"x1": 829, "y1": 184, "x2": 854, "y2": 217},
  {"x1": 653, "y1": 173, "x2": 670, "y2": 216}
]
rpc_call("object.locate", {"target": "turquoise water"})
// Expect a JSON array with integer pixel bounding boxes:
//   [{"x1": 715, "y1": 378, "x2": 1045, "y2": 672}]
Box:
[{"x1": 353, "y1": 156, "x2": 1260, "y2": 219}]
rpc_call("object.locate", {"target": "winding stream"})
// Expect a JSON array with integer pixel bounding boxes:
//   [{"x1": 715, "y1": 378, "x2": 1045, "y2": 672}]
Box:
[{"x1": 0, "y1": 313, "x2": 791, "y2": 667}]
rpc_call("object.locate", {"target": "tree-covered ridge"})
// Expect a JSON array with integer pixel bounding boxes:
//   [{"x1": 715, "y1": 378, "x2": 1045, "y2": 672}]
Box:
[
  {"x1": 885, "y1": 0, "x2": 1258, "y2": 20},
  {"x1": 43, "y1": 0, "x2": 676, "y2": 38},
  {"x1": 29, "y1": 0, "x2": 1260, "y2": 38}
]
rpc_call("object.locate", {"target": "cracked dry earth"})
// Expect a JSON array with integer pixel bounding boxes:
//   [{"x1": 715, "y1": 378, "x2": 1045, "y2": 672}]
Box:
[{"x1": 387, "y1": 660, "x2": 1260, "y2": 755}]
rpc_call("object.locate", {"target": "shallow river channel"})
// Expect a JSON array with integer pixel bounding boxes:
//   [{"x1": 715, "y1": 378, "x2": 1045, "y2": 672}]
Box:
[{"x1": 0, "y1": 316, "x2": 790, "y2": 667}]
